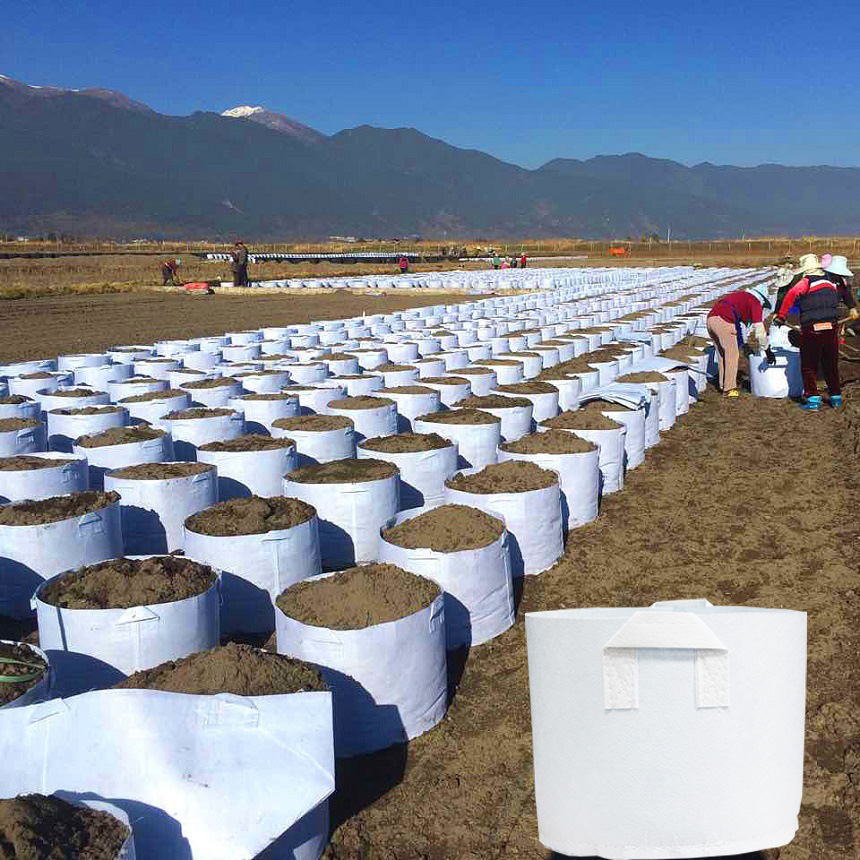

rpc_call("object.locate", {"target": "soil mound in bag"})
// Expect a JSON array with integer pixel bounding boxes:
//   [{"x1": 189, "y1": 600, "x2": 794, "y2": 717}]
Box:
[
  {"x1": 446, "y1": 460, "x2": 557, "y2": 493},
  {"x1": 501, "y1": 428, "x2": 596, "y2": 455},
  {"x1": 327, "y1": 395, "x2": 395, "y2": 410},
  {"x1": 0, "y1": 794, "x2": 130, "y2": 860},
  {"x1": 0, "y1": 455, "x2": 63, "y2": 471},
  {"x1": 116, "y1": 642, "x2": 325, "y2": 695},
  {"x1": 40, "y1": 555, "x2": 216, "y2": 610},
  {"x1": 165, "y1": 407, "x2": 233, "y2": 420},
  {"x1": 382, "y1": 504, "x2": 504, "y2": 552},
  {"x1": 240, "y1": 392, "x2": 296, "y2": 401},
  {"x1": 110, "y1": 461, "x2": 210, "y2": 480},
  {"x1": 287, "y1": 458, "x2": 397, "y2": 484},
  {"x1": 495, "y1": 381, "x2": 558, "y2": 395},
  {"x1": 360, "y1": 432, "x2": 450, "y2": 453},
  {"x1": 186, "y1": 495, "x2": 315, "y2": 537},
  {"x1": 0, "y1": 641, "x2": 47, "y2": 707},
  {"x1": 273, "y1": 415, "x2": 352, "y2": 432},
  {"x1": 0, "y1": 490, "x2": 117, "y2": 526},
  {"x1": 50, "y1": 388, "x2": 105, "y2": 399},
  {"x1": 416, "y1": 408, "x2": 499, "y2": 425},
  {"x1": 525, "y1": 599, "x2": 807, "y2": 858},
  {"x1": 277, "y1": 563, "x2": 438, "y2": 629},
  {"x1": 541, "y1": 358, "x2": 598, "y2": 375},
  {"x1": 459, "y1": 394, "x2": 531, "y2": 410},
  {"x1": 0, "y1": 418, "x2": 40, "y2": 433},
  {"x1": 181, "y1": 376, "x2": 239, "y2": 390},
  {"x1": 119, "y1": 387, "x2": 186, "y2": 403},
  {"x1": 50, "y1": 406, "x2": 123, "y2": 417},
  {"x1": 198, "y1": 434, "x2": 293, "y2": 452},
  {"x1": 617, "y1": 371, "x2": 670, "y2": 384},
  {"x1": 374, "y1": 363, "x2": 415, "y2": 372},
  {"x1": 378, "y1": 385, "x2": 434, "y2": 395},
  {"x1": 75, "y1": 425, "x2": 163, "y2": 448},
  {"x1": 542, "y1": 409, "x2": 622, "y2": 431}
]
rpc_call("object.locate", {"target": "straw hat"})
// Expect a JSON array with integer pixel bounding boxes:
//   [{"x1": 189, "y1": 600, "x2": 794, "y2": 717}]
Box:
[
  {"x1": 747, "y1": 286, "x2": 772, "y2": 309},
  {"x1": 826, "y1": 255, "x2": 854, "y2": 278},
  {"x1": 796, "y1": 253, "x2": 824, "y2": 276}
]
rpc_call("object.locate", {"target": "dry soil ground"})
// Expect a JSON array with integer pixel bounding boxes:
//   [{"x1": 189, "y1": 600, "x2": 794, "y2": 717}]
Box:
[
  {"x1": 324, "y1": 377, "x2": 860, "y2": 860},
  {"x1": 0, "y1": 292, "x2": 473, "y2": 362}
]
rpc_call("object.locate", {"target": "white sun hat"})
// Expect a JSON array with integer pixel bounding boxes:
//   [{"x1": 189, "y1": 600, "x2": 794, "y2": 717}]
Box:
[
  {"x1": 826, "y1": 255, "x2": 854, "y2": 278},
  {"x1": 796, "y1": 253, "x2": 824, "y2": 276},
  {"x1": 747, "y1": 285, "x2": 772, "y2": 309}
]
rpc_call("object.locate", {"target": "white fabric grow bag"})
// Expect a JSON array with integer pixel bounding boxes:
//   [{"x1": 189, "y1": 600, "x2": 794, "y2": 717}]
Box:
[
  {"x1": 39, "y1": 388, "x2": 111, "y2": 415},
  {"x1": 288, "y1": 363, "x2": 327, "y2": 385},
  {"x1": 581, "y1": 387, "x2": 647, "y2": 470},
  {"x1": 0, "y1": 497, "x2": 123, "y2": 619},
  {"x1": 160, "y1": 411, "x2": 244, "y2": 460},
  {"x1": 181, "y1": 380, "x2": 243, "y2": 408},
  {"x1": 749, "y1": 348, "x2": 803, "y2": 399},
  {"x1": 0, "y1": 687, "x2": 334, "y2": 860},
  {"x1": 415, "y1": 358, "x2": 446, "y2": 378},
  {"x1": 378, "y1": 507, "x2": 514, "y2": 648},
  {"x1": 333, "y1": 375, "x2": 383, "y2": 397},
  {"x1": 505, "y1": 353, "x2": 543, "y2": 378},
  {"x1": 542, "y1": 376, "x2": 582, "y2": 412},
  {"x1": 120, "y1": 392, "x2": 190, "y2": 427},
  {"x1": 382, "y1": 388, "x2": 442, "y2": 432},
  {"x1": 525, "y1": 599, "x2": 807, "y2": 859},
  {"x1": 287, "y1": 385, "x2": 342, "y2": 416},
  {"x1": 375, "y1": 367, "x2": 420, "y2": 388},
  {"x1": 34, "y1": 562, "x2": 220, "y2": 695},
  {"x1": 0, "y1": 452, "x2": 88, "y2": 503},
  {"x1": 473, "y1": 401, "x2": 533, "y2": 442},
  {"x1": 272, "y1": 422, "x2": 355, "y2": 466},
  {"x1": 412, "y1": 417, "x2": 500, "y2": 470},
  {"x1": 328, "y1": 402, "x2": 397, "y2": 441},
  {"x1": 107, "y1": 377, "x2": 167, "y2": 402},
  {"x1": 185, "y1": 512, "x2": 321, "y2": 635},
  {"x1": 197, "y1": 443, "x2": 298, "y2": 499},
  {"x1": 276, "y1": 578, "x2": 447, "y2": 756},
  {"x1": 283, "y1": 472, "x2": 399, "y2": 569},
  {"x1": 476, "y1": 362, "x2": 523, "y2": 385},
  {"x1": 498, "y1": 444, "x2": 599, "y2": 531},
  {"x1": 74, "y1": 364, "x2": 134, "y2": 389},
  {"x1": 132, "y1": 359, "x2": 179, "y2": 381},
  {"x1": 356, "y1": 441, "x2": 458, "y2": 509},
  {"x1": 236, "y1": 371, "x2": 290, "y2": 394},
  {"x1": 444, "y1": 473, "x2": 563, "y2": 577},
  {"x1": 495, "y1": 388, "x2": 559, "y2": 423},
  {"x1": 104, "y1": 465, "x2": 217, "y2": 555},
  {"x1": 458, "y1": 369, "x2": 496, "y2": 396},
  {"x1": 47, "y1": 408, "x2": 126, "y2": 453},
  {"x1": 421, "y1": 378, "x2": 471, "y2": 407},
  {"x1": 0, "y1": 398, "x2": 40, "y2": 421},
  {"x1": 552, "y1": 424, "x2": 626, "y2": 496},
  {"x1": 0, "y1": 421, "x2": 46, "y2": 457},
  {"x1": 74, "y1": 432, "x2": 174, "y2": 489},
  {"x1": 228, "y1": 394, "x2": 299, "y2": 434}
]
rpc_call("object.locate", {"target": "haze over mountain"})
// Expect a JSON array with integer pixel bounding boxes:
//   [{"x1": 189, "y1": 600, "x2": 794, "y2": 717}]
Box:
[{"x1": 2, "y1": 74, "x2": 859, "y2": 241}]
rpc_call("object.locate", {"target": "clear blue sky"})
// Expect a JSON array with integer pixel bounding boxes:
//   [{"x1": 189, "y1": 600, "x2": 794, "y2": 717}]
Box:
[{"x1": 4, "y1": 0, "x2": 859, "y2": 169}]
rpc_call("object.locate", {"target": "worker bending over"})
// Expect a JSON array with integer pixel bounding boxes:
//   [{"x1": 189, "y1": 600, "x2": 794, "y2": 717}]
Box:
[
  {"x1": 707, "y1": 286, "x2": 774, "y2": 397},
  {"x1": 774, "y1": 254, "x2": 858, "y2": 411},
  {"x1": 160, "y1": 257, "x2": 181, "y2": 286}
]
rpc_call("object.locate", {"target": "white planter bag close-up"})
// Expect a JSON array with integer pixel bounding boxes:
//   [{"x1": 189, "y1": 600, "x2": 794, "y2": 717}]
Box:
[
  {"x1": 327, "y1": 401, "x2": 397, "y2": 441},
  {"x1": 748, "y1": 348, "x2": 803, "y2": 399},
  {"x1": 272, "y1": 420, "x2": 356, "y2": 465},
  {"x1": 444, "y1": 471, "x2": 563, "y2": 577},
  {"x1": 74, "y1": 431, "x2": 174, "y2": 489},
  {"x1": 580, "y1": 386, "x2": 648, "y2": 470},
  {"x1": 160, "y1": 410, "x2": 244, "y2": 460},
  {"x1": 228, "y1": 394, "x2": 299, "y2": 433},
  {"x1": 378, "y1": 507, "x2": 515, "y2": 648},
  {"x1": 0, "y1": 420, "x2": 46, "y2": 457},
  {"x1": 47, "y1": 407, "x2": 127, "y2": 453},
  {"x1": 525, "y1": 599, "x2": 807, "y2": 859},
  {"x1": 276, "y1": 576, "x2": 447, "y2": 756},
  {"x1": 104, "y1": 465, "x2": 218, "y2": 555},
  {"x1": 119, "y1": 392, "x2": 190, "y2": 427}
]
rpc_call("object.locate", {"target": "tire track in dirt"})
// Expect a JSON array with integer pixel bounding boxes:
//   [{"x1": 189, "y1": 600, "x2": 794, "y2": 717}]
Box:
[{"x1": 325, "y1": 387, "x2": 859, "y2": 859}]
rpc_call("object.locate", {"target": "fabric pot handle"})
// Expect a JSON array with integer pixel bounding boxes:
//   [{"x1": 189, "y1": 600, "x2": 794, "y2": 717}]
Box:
[{"x1": 603, "y1": 609, "x2": 729, "y2": 710}]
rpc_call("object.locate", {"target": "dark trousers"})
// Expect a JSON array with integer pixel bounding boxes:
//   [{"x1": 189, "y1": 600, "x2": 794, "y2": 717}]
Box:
[
  {"x1": 232, "y1": 265, "x2": 248, "y2": 287},
  {"x1": 800, "y1": 325, "x2": 840, "y2": 397}
]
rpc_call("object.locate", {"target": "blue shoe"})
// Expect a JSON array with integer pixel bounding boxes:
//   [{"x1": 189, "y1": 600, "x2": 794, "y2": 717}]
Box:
[
  {"x1": 831, "y1": 395, "x2": 844, "y2": 409},
  {"x1": 802, "y1": 396, "x2": 822, "y2": 411}
]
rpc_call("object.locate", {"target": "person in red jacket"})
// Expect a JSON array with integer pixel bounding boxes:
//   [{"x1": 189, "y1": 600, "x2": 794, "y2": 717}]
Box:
[
  {"x1": 706, "y1": 286, "x2": 774, "y2": 396},
  {"x1": 774, "y1": 254, "x2": 859, "y2": 410},
  {"x1": 520, "y1": 253, "x2": 527, "y2": 268}
]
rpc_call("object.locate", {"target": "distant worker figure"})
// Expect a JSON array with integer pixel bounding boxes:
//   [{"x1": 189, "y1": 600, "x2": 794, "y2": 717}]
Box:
[
  {"x1": 706, "y1": 285, "x2": 774, "y2": 397},
  {"x1": 509, "y1": 256, "x2": 518, "y2": 269},
  {"x1": 160, "y1": 257, "x2": 181, "y2": 286},
  {"x1": 520, "y1": 253, "x2": 527, "y2": 268},
  {"x1": 231, "y1": 241, "x2": 249, "y2": 287},
  {"x1": 492, "y1": 254, "x2": 501, "y2": 270},
  {"x1": 774, "y1": 254, "x2": 858, "y2": 411},
  {"x1": 500, "y1": 258, "x2": 510, "y2": 269},
  {"x1": 398, "y1": 256, "x2": 409, "y2": 274}
]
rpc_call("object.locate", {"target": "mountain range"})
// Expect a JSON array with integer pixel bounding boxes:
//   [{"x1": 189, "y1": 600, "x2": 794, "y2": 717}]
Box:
[{"x1": 2, "y1": 74, "x2": 859, "y2": 240}]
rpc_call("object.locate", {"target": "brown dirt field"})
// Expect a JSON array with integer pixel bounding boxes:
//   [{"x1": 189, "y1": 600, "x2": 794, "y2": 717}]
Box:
[
  {"x1": 324, "y1": 381, "x2": 860, "y2": 860},
  {"x1": 0, "y1": 292, "x2": 474, "y2": 362}
]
